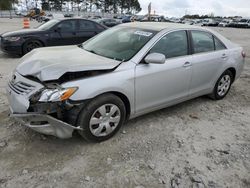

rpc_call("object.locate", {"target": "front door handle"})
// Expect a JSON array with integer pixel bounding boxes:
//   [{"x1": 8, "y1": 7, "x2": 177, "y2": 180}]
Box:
[
  {"x1": 183, "y1": 62, "x2": 192, "y2": 67},
  {"x1": 221, "y1": 53, "x2": 228, "y2": 59}
]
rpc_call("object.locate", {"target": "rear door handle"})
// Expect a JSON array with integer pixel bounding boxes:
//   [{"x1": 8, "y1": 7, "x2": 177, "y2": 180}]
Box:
[{"x1": 183, "y1": 62, "x2": 192, "y2": 67}]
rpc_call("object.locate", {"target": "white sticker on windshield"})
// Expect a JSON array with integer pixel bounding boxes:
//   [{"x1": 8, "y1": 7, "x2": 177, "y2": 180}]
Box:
[{"x1": 134, "y1": 31, "x2": 153, "y2": 37}]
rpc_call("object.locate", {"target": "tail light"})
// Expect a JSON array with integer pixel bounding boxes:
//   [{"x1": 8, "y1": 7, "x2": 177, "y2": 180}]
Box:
[{"x1": 242, "y1": 51, "x2": 246, "y2": 58}]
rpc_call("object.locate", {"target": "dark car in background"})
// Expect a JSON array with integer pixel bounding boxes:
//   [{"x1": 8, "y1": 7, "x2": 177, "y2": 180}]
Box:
[
  {"x1": 236, "y1": 18, "x2": 250, "y2": 28},
  {"x1": 121, "y1": 16, "x2": 132, "y2": 23},
  {"x1": 0, "y1": 18, "x2": 107, "y2": 56},
  {"x1": 227, "y1": 21, "x2": 239, "y2": 28},
  {"x1": 95, "y1": 18, "x2": 120, "y2": 27}
]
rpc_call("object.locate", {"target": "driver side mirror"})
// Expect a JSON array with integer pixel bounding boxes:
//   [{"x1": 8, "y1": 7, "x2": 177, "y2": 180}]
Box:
[{"x1": 144, "y1": 53, "x2": 166, "y2": 64}]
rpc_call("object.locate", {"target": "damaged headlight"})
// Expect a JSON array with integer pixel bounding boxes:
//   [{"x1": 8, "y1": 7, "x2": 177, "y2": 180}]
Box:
[{"x1": 39, "y1": 87, "x2": 78, "y2": 102}]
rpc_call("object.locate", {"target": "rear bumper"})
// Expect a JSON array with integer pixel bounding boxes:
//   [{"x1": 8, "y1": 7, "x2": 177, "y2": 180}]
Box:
[{"x1": 11, "y1": 113, "x2": 82, "y2": 139}]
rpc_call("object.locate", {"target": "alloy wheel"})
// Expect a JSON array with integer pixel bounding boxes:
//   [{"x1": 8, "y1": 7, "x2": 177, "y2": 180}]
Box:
[{"x1": 26, "y1": 41, "x2": 42, "y2": 52}]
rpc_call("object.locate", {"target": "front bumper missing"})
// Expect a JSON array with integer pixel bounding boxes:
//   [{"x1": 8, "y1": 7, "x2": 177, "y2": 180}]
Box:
[
  {"x1": 11, "y1": 113, "x2": 82, "y2": 139},
  {"x1": 7, "y1": 72, "x2": 83, "y2": 139}
]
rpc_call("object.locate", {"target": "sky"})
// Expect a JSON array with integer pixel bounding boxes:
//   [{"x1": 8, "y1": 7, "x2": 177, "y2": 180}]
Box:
[{"x1": 138, "y1": 0, "x2": 250, "y2": 17}]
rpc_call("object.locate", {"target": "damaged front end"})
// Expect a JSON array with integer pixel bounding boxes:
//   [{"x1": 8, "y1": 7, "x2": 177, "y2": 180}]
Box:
[{"x1": 7, "y1": 72, "x2": 85, "y2": 139}]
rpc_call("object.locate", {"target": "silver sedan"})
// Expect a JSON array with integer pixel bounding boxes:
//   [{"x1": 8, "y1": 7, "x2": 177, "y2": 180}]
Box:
[{"x1": 7, "y1": 22, "x2": 245, "y2": 142}]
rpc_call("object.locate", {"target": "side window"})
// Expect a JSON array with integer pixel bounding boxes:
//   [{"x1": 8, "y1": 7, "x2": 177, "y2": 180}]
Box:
[
  {"x1": 79, "y1": 20, "x2": 95, "y2": 30},
  {"x1": 214, "y1": 37, "x2": 226, "y2": 51},
  {"x1": 57, "y1": 20, "x2": 76, "y2": 32},
  {"x1": 150, "y1": 30, "x2": 188, "y2": 58},
  {"x1": 191, "y1": 31, "x2": 214, "y2": 53},
  {"x1": 96, "y1": 24, "x2": 105, "y2": 30}
]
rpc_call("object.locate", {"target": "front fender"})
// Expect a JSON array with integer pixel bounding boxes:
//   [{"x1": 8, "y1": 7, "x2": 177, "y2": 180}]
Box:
[{"x1": 61, "y1": 63, "x2": 135, "y2": 115}]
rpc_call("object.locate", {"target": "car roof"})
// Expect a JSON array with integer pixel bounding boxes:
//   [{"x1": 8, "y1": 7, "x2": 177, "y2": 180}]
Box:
[
  {"x1": 56, "y1": 18, "x2": 91, "y2": 21},
  {"x1": 121, "y1": 22, "x2": 203, "y2": 31}
]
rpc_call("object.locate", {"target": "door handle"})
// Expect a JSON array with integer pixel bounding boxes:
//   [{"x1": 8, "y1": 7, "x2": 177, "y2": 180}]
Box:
[
  {"x1": 183, "y1": 62, "x2": 192, "y2": 67},
  {"x1": 221, "y1": 53, "x2": 228, "y2": 59}
]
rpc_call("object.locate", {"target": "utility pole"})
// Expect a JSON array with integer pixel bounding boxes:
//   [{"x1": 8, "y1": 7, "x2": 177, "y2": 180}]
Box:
[{"x1": 148, "y1": 2, "x2": 151, "y2": 21}]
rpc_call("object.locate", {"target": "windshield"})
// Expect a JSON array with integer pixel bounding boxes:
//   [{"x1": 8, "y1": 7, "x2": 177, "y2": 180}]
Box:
[
  {"x1": 37, "y1": 19, "x2": 60, "y2": 30},
  {"x1": 82, "y1": 26, "x2": 157, "y2": 61}
]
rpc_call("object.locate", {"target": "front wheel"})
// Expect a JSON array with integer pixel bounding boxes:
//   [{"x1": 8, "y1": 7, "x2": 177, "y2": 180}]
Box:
[
  {"x1": 77, "y1": 94, "x2": 126, "y2": 142},
  {"x1": 209, "y1": 70, "x2": 233, "y2": 100},
  {"x1": 23, "y1": 40, "x2": 43, "y2": 55}
]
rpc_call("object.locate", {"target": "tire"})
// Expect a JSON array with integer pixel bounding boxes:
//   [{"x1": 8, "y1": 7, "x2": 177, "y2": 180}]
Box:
[
  {"x1": 77, "y1": 94, "x2": 126, "y2": 142},
  {"x1": 209, "y1": 70, "x2": 233, "y2": 100},
  {"x1": 23, "y1": 40, "x2": 43, "y2": 55}
]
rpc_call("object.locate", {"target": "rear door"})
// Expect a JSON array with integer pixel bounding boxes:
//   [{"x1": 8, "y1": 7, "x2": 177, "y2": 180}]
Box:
[{"x1": 189, "y1": 30, "x2": 228, "y2": 95}]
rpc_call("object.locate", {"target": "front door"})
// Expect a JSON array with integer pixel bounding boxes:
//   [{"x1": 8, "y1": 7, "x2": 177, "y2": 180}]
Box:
[
  {"x1": 48, "y1": 20, "x2": 78, "y2": 46},
  {"x1": 135, "y1": 30, "x2": 192, "y2": 115}
]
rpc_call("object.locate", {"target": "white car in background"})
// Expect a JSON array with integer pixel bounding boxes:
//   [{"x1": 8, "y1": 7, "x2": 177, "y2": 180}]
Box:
[
  {"x1": 218, "y1": 19, "x2": 233, "y2": 27},
  {"x1": 237, "y1": 18, "x2": 250, "y2": 28}
]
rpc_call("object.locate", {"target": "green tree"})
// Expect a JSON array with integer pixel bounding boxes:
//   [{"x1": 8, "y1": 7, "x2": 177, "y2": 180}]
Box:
[
  {"x1": 16, "y1": 0, "x2": 142, "y2": 14},
  {"x1": 41, "y1": 0, "x2": 50, "y2": 10},
  {"x1": 0, "y1": 0, "x2": 13, "y2": 10}
]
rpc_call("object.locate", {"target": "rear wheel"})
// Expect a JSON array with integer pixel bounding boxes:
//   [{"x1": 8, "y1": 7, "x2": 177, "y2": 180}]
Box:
[
  {"x1": 77, "y1": 94, "x2": 126, "y2": 142},
  {"x1": 23, "y1": 40, "x2": 43, "y2": 54},
  {"x1": 209, "y1": 70, "x2": 233, "y2": 100}
]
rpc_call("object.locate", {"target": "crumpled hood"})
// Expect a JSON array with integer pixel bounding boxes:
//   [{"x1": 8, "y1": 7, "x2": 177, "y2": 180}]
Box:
[{"x1": 16, "y1": 45, "x2": 121, "y2": 81}]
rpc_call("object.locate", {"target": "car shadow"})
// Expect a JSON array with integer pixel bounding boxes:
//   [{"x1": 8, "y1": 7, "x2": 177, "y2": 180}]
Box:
[
  {"x1": 1, "y1": 95, "x2": 217, "y2": 164},
  {"x1": 127, "y1": 95, "x2": 212, "y2": 124},
  {"x1": 0, "y1": 52, "x2": 21, "y2": 59},
  {"x1": 27, "y1": 95, "x2": 213, "y2": 146}
]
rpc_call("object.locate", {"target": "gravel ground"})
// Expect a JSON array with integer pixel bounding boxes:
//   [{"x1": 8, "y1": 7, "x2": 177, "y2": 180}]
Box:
[{"x1": 0, "y1": 18, "x2": 249, "y2": 188}]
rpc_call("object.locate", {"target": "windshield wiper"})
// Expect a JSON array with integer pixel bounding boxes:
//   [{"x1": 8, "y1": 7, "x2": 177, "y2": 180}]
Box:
[
  {"x1": 78, "y1": 43, "x2": 83, "y2": 48},
  {"x1": 79, "y1": 46, "x2": 125, "y2": 62},
  {"x1": 89, "y1": 50, "x2": 98, "y2": 55},
  {"x1": 78, "y1": 45, "x2": 98, "y2": 55}
]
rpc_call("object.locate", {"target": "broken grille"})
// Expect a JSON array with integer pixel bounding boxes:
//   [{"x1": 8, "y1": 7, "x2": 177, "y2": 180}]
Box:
[{"x1": 8, "y1": 81, "x2": 35, "y2": 95}]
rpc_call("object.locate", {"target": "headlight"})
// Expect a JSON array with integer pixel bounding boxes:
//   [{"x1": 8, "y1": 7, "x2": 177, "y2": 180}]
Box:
[
  {"x1": 39, "y1": 87, "x2": 78, "y2": 102},
  {"x1": 4, "y1": 36, "x2": 21, "y2": 42}
]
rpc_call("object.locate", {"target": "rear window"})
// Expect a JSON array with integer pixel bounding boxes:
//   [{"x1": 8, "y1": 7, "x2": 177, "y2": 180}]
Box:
[
  {"x1": 214, "y1": 37, "x2": 226, "y2": 51},
  {"x1": 96, "y1": 23, "x2": 105, "y2": 30},
  {"x1": 79, "y1": 20, "x2": 95, "y2": 30},
  {"x1": 191, "y1": 30, "x2": 227, "y2": 53},
  {"x1": 191, "y1": 31, "x2": 214, "y2": 53}
]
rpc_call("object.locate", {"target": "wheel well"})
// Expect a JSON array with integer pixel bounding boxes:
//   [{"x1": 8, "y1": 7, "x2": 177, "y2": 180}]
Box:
[
  {"x1": 227, "y1": 67, "x2": 236, "y2": 82},
  {"x1": 110, "y1": 92, "x2": 131, "y2": 120},
  {"x1": 22, "y1": 38, "x2": 45, "y2": 54}
]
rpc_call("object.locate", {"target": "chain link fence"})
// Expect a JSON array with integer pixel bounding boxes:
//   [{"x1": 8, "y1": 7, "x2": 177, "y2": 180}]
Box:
[
  {"x1": 0, "y1": 10, "x2": 121, "y2": 19},
  {"x1": 0, "y1": 10, "x2": 22, "y2": 18}
]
